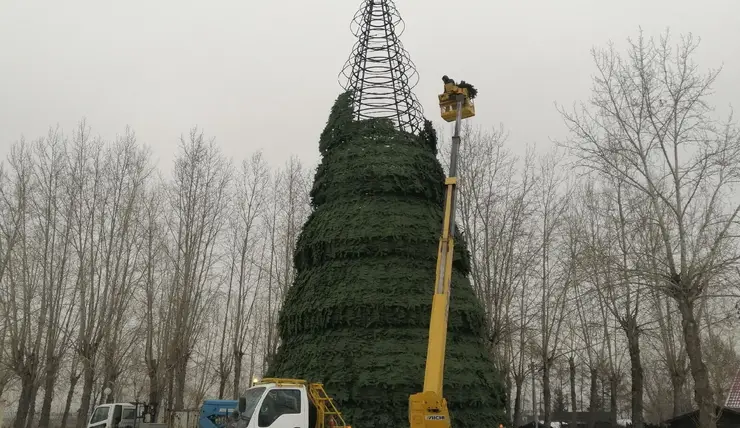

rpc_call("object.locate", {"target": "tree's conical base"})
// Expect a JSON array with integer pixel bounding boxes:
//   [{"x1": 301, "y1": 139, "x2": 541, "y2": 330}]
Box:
[{"x1": 267, "y1": 92, "x2": 506, "y2": 428}]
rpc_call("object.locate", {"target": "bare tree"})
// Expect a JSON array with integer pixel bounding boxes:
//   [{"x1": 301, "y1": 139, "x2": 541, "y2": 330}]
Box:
[
  {"x1": 700, "y1": 297, "x2": 740, "y2": 404},
  {"x1": 576, "y1": 179, "x2": 648, "y2": 428},
  {"x1": 276, "y1": 158, "x2": 310, "y2": 298},
  {"x1": 0, "y1": 161, "x2": 13, "y2": 287},
  {"x1": 142, "y1": 181, "x2": 170, "y2": 420},
  {"x1": 510, "y1": 269, "x2": 538, "y2": 428},
  {"x1": 0, "y1": 319, "x2": 11, "y2": 401},
  {"x1": 68, "y1": 120, "x2": 106, "y2": 428},
  {"x1": 216, "y1": 272, "x2": 233, "y2": 399},
  {"x1": 0, "y1": 153, "x2": 20, "y2": 402},
  {"x1": 533, "y1": 150, "x2": 572, "y2": 428},
  {"x1": 189, "y1": 307, "x2": 220, "y2": 408},
  {"x1": 229, "y1": 151, "x2": 269, "y2": 398},
  {"x1": 642, "y1": 354, "x2": 678, "y2": 422},
  {"x1": 560, "y1": 29, "x2": 740, "y2": 428},
  {"x1": 69, "y1": 121, "x2": 151, "y2": 427},
  {"x1": 646, "y1": 277, "x2": 690, "y2": 416},
  {"x1": 593, "y1": 279, "x2": 625, "y2": 428},
  {"x1": 59, "y1": 358, "x2": 82, "y2": 428},
  {"x1": 565, "y1": 186, "x2": 610, "y2": 428},
  {"x1": 263, "y1": 173, "x2": 280, "y2": 368},
  {"x1": 31, "y1": 128, "x2": 79, "y2": 428},
  {"x1": 563, "y1": 319, "x2": 582, "y2": 428},
  {"x1": 453, "y1": 124, "x2": 539, "y2": 426},
  {"x1": 1, "y1": 139, "x2": 46, "y2": 428},
  {"x1": 263, "y1": 156, "x2": 310, "y2": 367},
  {"x1": 570, "y1": 267, "x2": 604, "y2": 428},
  {"x1": 246, "y1": 304, "x2": 266, "y2": 386},
  {"x1": 96, "y1": 128, "x2": 152, "y2": 404},
  {"x1": 165, "y1": 127, "x2": 231, "y2": 409}
]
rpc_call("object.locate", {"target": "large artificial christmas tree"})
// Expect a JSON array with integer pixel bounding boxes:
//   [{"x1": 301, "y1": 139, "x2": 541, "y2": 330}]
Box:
[
  {"x1": 266, "y1": 0, "x2": 506, "y2": 426},
  {"x1": 265, "y1": 91, "x2": 506, "y2": 427}
]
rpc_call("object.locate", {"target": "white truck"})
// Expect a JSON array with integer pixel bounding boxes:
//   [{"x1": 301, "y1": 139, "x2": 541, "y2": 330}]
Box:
[
  {"x1": 86, "y1": 401, "x2": 166, "y2": 428},
  {"x1": 231, "y1": 378, "x2": 350, "y2": 428},
  {"x1": 86, "y1": 402, "x2": 138, "y2": 428}
]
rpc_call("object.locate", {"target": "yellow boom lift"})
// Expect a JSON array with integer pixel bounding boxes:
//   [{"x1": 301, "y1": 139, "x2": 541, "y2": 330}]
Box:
[{"x1": 408, "y1": 76, "x2": 476, "y2": 428}]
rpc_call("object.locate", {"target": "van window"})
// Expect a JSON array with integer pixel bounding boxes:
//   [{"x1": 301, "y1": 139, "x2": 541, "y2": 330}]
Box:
[
  {"x1": 90, "y1": 406, "x2": 109, "y2": 424},
  {"x1": 122, "y1": 408, "x2": 136, "y2": 419},
  {"x1": 258, "y1": 389, "x2": 301, "y2": 427}
]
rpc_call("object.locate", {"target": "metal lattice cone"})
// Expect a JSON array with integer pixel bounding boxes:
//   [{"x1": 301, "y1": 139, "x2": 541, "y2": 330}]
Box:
[{"x1": 338, "y1": 0, "x2": 424, "y2": 135}]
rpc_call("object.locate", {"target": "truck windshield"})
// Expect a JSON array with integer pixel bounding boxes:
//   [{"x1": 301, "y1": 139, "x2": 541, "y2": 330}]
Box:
[
  {"x1": 241, "y1": 386, "x2": 266, "y2": 421},
  {"x1": 90, "y1": 406, "x2": 109, "y2": 424}
]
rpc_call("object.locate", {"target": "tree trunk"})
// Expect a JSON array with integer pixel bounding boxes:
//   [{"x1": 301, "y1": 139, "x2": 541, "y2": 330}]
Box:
[
  {"x1": 39, "y1": 355, "x2": 61, "y2": 428},
  {"x1": 218, "y1": 297, "x2": 230, "y2": 401},
  {"x1": 569, "y1": 357, "x2": 578, "y2": 428},
  {"x1": 174, "y1": 355, "x2": 188, "y2": 409},
  {"x1": 248, "y1": 343, "x2": 256, "y2": 388},
  {"x1": 100, "y1": 355, "x2": 121, "y2": 404},
  {"x1": 75, "y1": 359, "x2": 95, "y2": 428},
  {"x1": 625, "y1": 325, "x2": 644, "y2": 428},
  {"x1": 505, "y1": 369, "x2": 513, "y2": 426},
  {"x1": 13, "y1": 375, "x2": 34, "y2": 428},
  {"x1": 24, "y1": 381, "x2": 40, "y2": 428},
  {"x1": 60, "y1": 371, "x2": 80, "y2": 428},
  {"x1": 543, "y1": 361, "x2": 552, "y2": 428},
  {"x1": 513, "y1": 376, "x2": 524, "y2": 428},
  {"x1": 106, "y1": 370, "x2": 120, "y2": 404},
  {"x1": 670, "y1": 368, "x2": 686, "y2": 417},
  {"x1": 233, "y1": 351, "x2": 243, "y2": 399},
  {"x1": 218, "y1": 369, "x2": 228, "y2": 399},
  {"x1": 588, "y1": 368, "x2": 598, "y2": 428},
  {"x1": 146, "y1": 358, "x2": 160, "y2": 421},
  {"x1": 166, "y1": 366, "x2": 175, "y2": 417},
  {"x1": 609, "y1": 376, "x2": 617, "y2": 428},
  {"x1": 677, "y1": 298, "x2": 715, "y2": 428}
]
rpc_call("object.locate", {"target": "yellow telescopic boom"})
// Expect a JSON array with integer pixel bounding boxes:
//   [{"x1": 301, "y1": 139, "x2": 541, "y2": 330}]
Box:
[{"x1": 408, "y1": 78, "x2": 476, "y2": 428}]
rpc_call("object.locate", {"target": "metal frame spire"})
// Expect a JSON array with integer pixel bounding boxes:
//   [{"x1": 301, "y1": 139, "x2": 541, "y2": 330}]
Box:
[{"x1": 338, "y1": 0, "x2": 424, "y2": 135}]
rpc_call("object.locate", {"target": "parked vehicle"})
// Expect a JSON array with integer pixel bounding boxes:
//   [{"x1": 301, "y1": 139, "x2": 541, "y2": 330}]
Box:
[
  {"x1": 87, "y1": 402, "x2": 137, "y2": 428},
  {"x1": 232, "y1": 378, "x2": 349, "y2": 428}
]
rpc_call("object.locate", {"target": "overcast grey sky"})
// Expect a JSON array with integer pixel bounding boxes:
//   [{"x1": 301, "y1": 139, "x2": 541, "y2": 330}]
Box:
[{"x1": 1, "y1": 0, "x2": 739, "y2": 172}]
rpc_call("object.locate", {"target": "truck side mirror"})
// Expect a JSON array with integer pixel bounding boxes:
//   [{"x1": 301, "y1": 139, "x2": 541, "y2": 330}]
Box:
[
  {"x1": 238, "y1": 397, "x2": 247, "y2": 413},
  {"x1": 112, "y1": 405, "x2": 122, "y2": 427}
]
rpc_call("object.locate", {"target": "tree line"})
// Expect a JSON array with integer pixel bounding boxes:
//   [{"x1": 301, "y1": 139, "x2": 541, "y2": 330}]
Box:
[
  {"x1": 0, "y1": 28, "x2": 738, "y2": 428},
  {"x1": 0, "y1": 122, "x2": 311, "y2": 428},
  {"x1": 447, "y1": 30, "x2": 740, "y2": 428}
]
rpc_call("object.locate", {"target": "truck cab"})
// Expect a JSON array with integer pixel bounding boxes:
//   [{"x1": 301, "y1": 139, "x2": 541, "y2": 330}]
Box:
[
  {"x1": 87, "y1": 402, "x2": 137, "y2": 428},
  {"x1": 234, "y1": 378, "x2": 349, "y2": 428}
]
